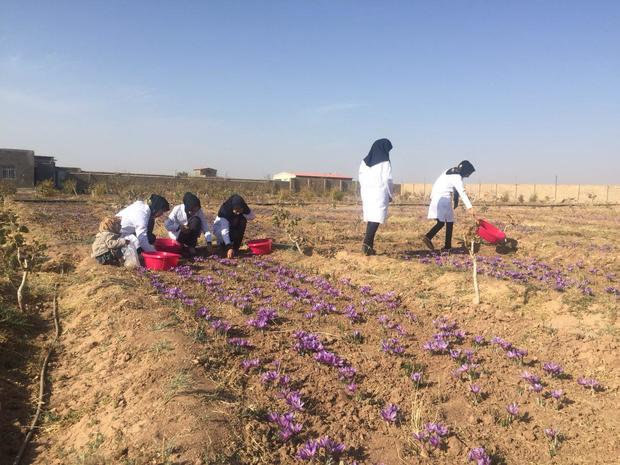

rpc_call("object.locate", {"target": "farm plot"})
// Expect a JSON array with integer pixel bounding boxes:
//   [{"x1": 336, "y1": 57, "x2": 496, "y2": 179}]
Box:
[{"x1": 138, "y1": 251, "x2": 618, "y2": 464}]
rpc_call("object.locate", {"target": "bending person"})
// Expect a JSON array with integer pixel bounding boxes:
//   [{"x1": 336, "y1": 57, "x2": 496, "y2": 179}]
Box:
[
  {"x1": 165, "y1": 192, "x2": 212, "y2": 255},
  {"x1": 116, "y1": 194, "x2": 170, "y2": 253},
  {"x1": 423, "y1": 160, "x2": 477, "y2": 251},
  {"x1": 213, "y1": 194, "x2": 255, "y2": 258},
  {"x1": 359, "y1": 138, "x2": 393, "y2": 256}
]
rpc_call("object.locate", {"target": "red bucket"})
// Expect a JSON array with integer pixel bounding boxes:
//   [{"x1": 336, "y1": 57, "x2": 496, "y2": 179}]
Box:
[
  {"x1": 155, "y1": 238, "x2": 183, "y2": 253},
  {"x1": 142, "y1": 251, "x2": 181, "y2": 270},
  {"x1": 477, "y1": 219, "x2": 506, "y2": 244},
  {"x1": 247, "y1": 238, "x2": 273, "y2": 255}
]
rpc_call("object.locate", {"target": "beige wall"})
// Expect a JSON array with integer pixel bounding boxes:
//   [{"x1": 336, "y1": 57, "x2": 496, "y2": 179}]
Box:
[{"x1": 399, "y1": 183, "x2": 620, "y2": 204}]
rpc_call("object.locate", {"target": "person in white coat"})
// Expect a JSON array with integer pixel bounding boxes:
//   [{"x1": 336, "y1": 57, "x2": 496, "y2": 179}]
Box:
[
  {"x1": 423, "y1": 160, "x2": 477, "y2": 251},
  {"x1": 359, "y1": 138, "x2": 393, "y2": 256},
  {"x1": 116, "y1": 194, "x2": 170, "y2": 253},
  {"x1": 164, "y1": 192, "x2": 212, "y2": 256},
  {"x1": 213, "y1": 194, "x2": 255, "y2": 258}
]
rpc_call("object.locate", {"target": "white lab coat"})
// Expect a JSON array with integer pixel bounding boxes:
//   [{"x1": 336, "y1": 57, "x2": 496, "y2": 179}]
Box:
[
  {"x1": 359, "y1": 160, "x2": 393, "y2": 224},
  {"x1": 116, "y1": 201, "x2": 156, "y2": 252},
  {"x1": 164, "y1": 204, "x2": 213, "y2": 243},
  {"x1": 213, "y1": 210, "x2": 256, "y2": 246},
  {"x1": 427, "y1": 172, "x2": 472, "y2": 222}
]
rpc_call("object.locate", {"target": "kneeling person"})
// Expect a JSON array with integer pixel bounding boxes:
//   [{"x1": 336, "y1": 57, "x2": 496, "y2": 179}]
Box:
[
  {"x1": 213, "y1": 194, "x2": 255, "y2": 259},
  {"x1": 91, "y1": 216, "x2": 129, "y2": 265},
  {"x1": 165, "y1": 192, "x2": 212, "y2": 255}
]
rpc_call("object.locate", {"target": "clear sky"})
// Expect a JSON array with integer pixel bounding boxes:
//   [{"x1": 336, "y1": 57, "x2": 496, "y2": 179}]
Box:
[{"x1": 1, "y1": 0, "x2": 618, "y2": 184}]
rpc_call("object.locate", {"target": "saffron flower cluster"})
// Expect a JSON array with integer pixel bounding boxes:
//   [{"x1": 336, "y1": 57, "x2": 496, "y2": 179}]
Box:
[
  {"x1": 381, "y1": 337, "x2": 405, "y2": 355},
  {"x1": 380, "y1": 404, "x2": 399, "y2": 423},
  {"x1": 543, "y1": 362, "x2": 564, "y2": 377},
  {"x1": 266, "y1": 411, "x2": 303, "y2": 440},
  {"x1": 297, "y1": 436, "x2": 346, "y2": 461},
  {"x1": 413, "y1": 422, "x2": 449, "y2": 450},
  {"x1": 467, "y1": 447, "x2": 492, "y2": 465}
]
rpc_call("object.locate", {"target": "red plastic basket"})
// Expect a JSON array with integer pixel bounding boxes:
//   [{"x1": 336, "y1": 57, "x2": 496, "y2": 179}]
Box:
[
  {"x1": 477, "y1": 219, "x2": 506, "y2": 244},
  {"x1": 142, "y1": 251, "x2": 181, "y2": 270},
  {"x1": 155, "y1": 238, "x2": 183, "y2": 253},
  {"x1": 247, "y1": 238, "x2": 273, "y2": 255}
]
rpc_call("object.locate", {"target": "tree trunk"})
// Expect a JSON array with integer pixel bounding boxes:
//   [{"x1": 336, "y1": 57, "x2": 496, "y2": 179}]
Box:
[{"x1": 17, "y1": 270, "x2": 28, "y2": 311}]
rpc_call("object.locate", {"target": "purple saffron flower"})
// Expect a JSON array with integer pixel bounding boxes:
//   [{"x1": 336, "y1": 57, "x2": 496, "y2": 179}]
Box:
[
  {"x1": 241, "y1": 358, "x2": 261, "y2": 371},
  {"x1": 577, "y1": 377, "x2": 602, "y2": 391},
  {"x1": 284, "y1": 390, "x2": 304, "y2": 411},
  {"x1": 380, "y1": 404, "x2": 399, "y2": 423},
  {"x1": 544, "y1": 428, "x2": 559, "y2": 440},
  {"x1": 411, "y1": 371, "x2": 423, "y2": 384},
  {"x1": 521, "y1": 371, "x2": 541, "y2": 385},
  {"x1": 470, "y1": 383, "x2": 482, "y2": 395},
  {"x1": 467, "y1": 447, "x2": 492, "y2": 465},
  {"x1": 345, "y1": 382, "x2": 357, "y2": 394},
  {"x1": 543, "y1": 362, "x2": 564, "y2": 377},
  {"x1": 260, "y1": 371, "x2": 279, "y2": 384},
  {"x1": 473, "y1": 335, "x2": 486, "y2": 345},
  {"x1": 318, "y1": 436, "x2": 346, "y2": 455},
  {"x1": 227, "y1": 337, "x2": 252, "y2": 348},
  {"x1": 314, "y1": 350, "x2": 345, "y2": 367},
  {"x1": 550, "y1": 389, "x2": 563, "y2": 400},
  {"x1": 297, "y1": 439, "x2": 319, "y2": 460},
  {"x1": 506, "y1": 402, "x2": 519, "y2": 417},
  {"x1": 530, "y1": 383, "x2": 543, "y2": 393}
]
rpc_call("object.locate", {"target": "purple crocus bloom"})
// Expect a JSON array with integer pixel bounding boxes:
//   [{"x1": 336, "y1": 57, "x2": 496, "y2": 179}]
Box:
[
  {"x1": 411, "y1": 372, "x2": 423, "y2": 384},
  {"x1": 550, "y1": 389, "x2": 563, "y2": 400},
  {"x1": 530, "y1": 383, "x2": 543, "y2": 393},
  {"x1": 345, "y1": 382, "x2": 357, "y2": 393},
  {"x1": 284, "y1": 390, "x2": 305, "y2": 411},
  {"x1": 467, "y1": 447, "x2": 492, "y2": 465},
  {"x1": 543, "y1": 362, "x2": 564, "y2": 377},
  {"x1": 470, "y1": 384, "x2": 481, "y2": 395},
  {"x1": 318, "y1": 436, "x2": 346, "y2": 455},
  {"x1": 241, "y1": 358, "x2": 261, "y2": 371},
  {"x1": 544, "y1": 428, "x2": 559, "y2": 440},
  {"x1": 521, "y1": 371, "x2": 541, "y2": 385},
  {"x1": 473, "y1": 335, "x2": 486, "y2": 345},
  {"x1": 260, "y1": 371, "x2": 279, "y2": 384},
  {"x1": 297, "y1": 440, "x2": 319, "y2": 460},
  {"x1": 506, "y1": 402, "x2": 519, "y2": 417},
  {"x1": 577, "y1": 377, "x2": 602, "y2": 391},
  {"x1": 380, "y1": 404, "x2": 399, "y2": 423}
]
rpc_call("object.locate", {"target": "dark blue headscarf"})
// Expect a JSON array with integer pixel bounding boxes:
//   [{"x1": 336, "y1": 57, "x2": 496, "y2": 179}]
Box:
[{"x1": 363, "y1": 138, "x2": 393, "y2": 167}]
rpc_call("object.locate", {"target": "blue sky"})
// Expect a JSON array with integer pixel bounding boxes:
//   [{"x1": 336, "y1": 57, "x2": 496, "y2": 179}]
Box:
[{"x1": 1, "y1": 0, "x2": 618, "y2": 183}]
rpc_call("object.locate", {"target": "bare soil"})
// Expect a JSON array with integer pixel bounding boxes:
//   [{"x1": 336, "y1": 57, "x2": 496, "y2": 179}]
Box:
[{"x1": 3, "y1": 198, "x2": 618, "y2": 465}]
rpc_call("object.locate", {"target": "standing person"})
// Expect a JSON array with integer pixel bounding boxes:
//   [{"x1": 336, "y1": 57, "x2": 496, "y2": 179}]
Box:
[
  {"x1": 164, "y1": 192, "x2": 212, "y2": 256},
  {"x1": 116, "y1": 194, "x2": 170, "y2": 253},
  {"x1": 359, "y1": 138, "x2": 393, "y2": 256},
  {"x1": 423, "y1": 160, "x2": 477, "y2": 251},
  {"x1": 213, "y1": 194, "x2": 255, "y2": 259}
]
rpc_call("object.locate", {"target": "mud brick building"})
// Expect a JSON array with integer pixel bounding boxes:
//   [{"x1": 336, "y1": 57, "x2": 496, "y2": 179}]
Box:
[{"x1": 0, "y1": 148, "x2": 57, "y2": 188}]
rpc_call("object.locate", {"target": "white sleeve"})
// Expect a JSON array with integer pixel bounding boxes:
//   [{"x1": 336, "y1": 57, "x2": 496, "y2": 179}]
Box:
[
  {"x1": 164, "y1": 206, "x2": 181, "y2": 233},
  {"x1": 453, "y1": 177, "x2": 473, "y2": 209},
  {"x1": 384, "y1": 162, "x2": 394, "y2": 199},
  {"x1": 244, "y1": 209, "x2": 256, "y2": 221},
  {"x1": 219, "y1": 217, "x2": 232, "y2": 245},
  {"x1": 135, "y1": 211, "x2": 155, "y2": 252},
  {"x1": 198, "y1": 210, "x2": 212, "y2": 242}
]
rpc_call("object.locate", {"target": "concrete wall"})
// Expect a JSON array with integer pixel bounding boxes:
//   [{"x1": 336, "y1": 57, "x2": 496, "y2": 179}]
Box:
[
  {"x1": 0, "y1": 149, "x2": 35, "y2": 188},
  {"x1": 399, "y1": 183, "x2": 620, "y2": 204}
]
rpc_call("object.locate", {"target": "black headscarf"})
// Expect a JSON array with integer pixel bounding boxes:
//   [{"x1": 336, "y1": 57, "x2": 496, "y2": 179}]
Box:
[
  {"x1": 146, "y1": 194, "x2": 170, "y2": 244},
  {"x1": 445, "y1": 161, "x2": 475, "y2": 208},
  {"x1": 446, "y1": 160, "x2": 475, "y2": 177},
  {"x1": 147, "y1": 194, "x2": 170, "y2": 214},
  {"x1": 183, "y1": 192, "x2": 201, "y2": 217},
  {"x1": 363, "y1": 138, "x2": 393, "y2": 167},
  {"x1": 218, "y1": 194, "x2": 250, "y2": 221}
]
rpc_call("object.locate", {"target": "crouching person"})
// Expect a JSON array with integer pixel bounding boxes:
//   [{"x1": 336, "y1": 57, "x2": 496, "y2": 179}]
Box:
[
  {"x1": 164, "y1": 192, "x2": 212, "y2": 256},
  {"x1": 91, "y1": 216, "x2": 128, "y2": 265},
  {"x1": 213, "y1": 194, "x2": 255, "y2": 259}
]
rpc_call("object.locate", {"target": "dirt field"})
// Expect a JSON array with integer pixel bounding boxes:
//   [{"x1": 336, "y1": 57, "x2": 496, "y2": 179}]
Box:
[{"x1": 2, "y1": 198, "x2": 619, "y2": 465}]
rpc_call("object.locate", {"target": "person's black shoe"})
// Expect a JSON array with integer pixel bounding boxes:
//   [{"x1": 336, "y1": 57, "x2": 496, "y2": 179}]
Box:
[{"x1": 362, "y1": 244, "x2": 376, "y2": 256}]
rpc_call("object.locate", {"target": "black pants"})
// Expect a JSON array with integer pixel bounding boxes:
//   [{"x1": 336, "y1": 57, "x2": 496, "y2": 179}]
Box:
[
  {"x1": 425, "y1": 220, "x2": 454, "y2": 249},
  {"x1": 95, "y1": 249, "x2": 123, "y2": 266},
  {"x1": 363, "y1": 222, "x2": 380, "y2": 249},
  {"x1": 223, "y1": 215, "x2": 247, "y2": 251},
  {"x1": 177, "y1": 216, "x2": 202, "y2": 248}
]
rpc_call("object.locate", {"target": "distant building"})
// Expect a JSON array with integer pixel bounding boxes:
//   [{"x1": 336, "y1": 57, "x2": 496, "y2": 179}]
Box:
[
  {"x1": 0, "y1": 148, "x2": 58, "y2": 188},
  {"x1": 191, "y1": 167, "x2": 218, "y2": 178},
  {"x1": 272, "y1": 171, "x2": 353, "y2": 182}
]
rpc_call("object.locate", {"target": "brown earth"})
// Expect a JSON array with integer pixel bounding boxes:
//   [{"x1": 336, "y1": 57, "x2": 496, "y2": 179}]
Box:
[{"x1": 3, "y1": 198, "x2": 619, "y2": 465}]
